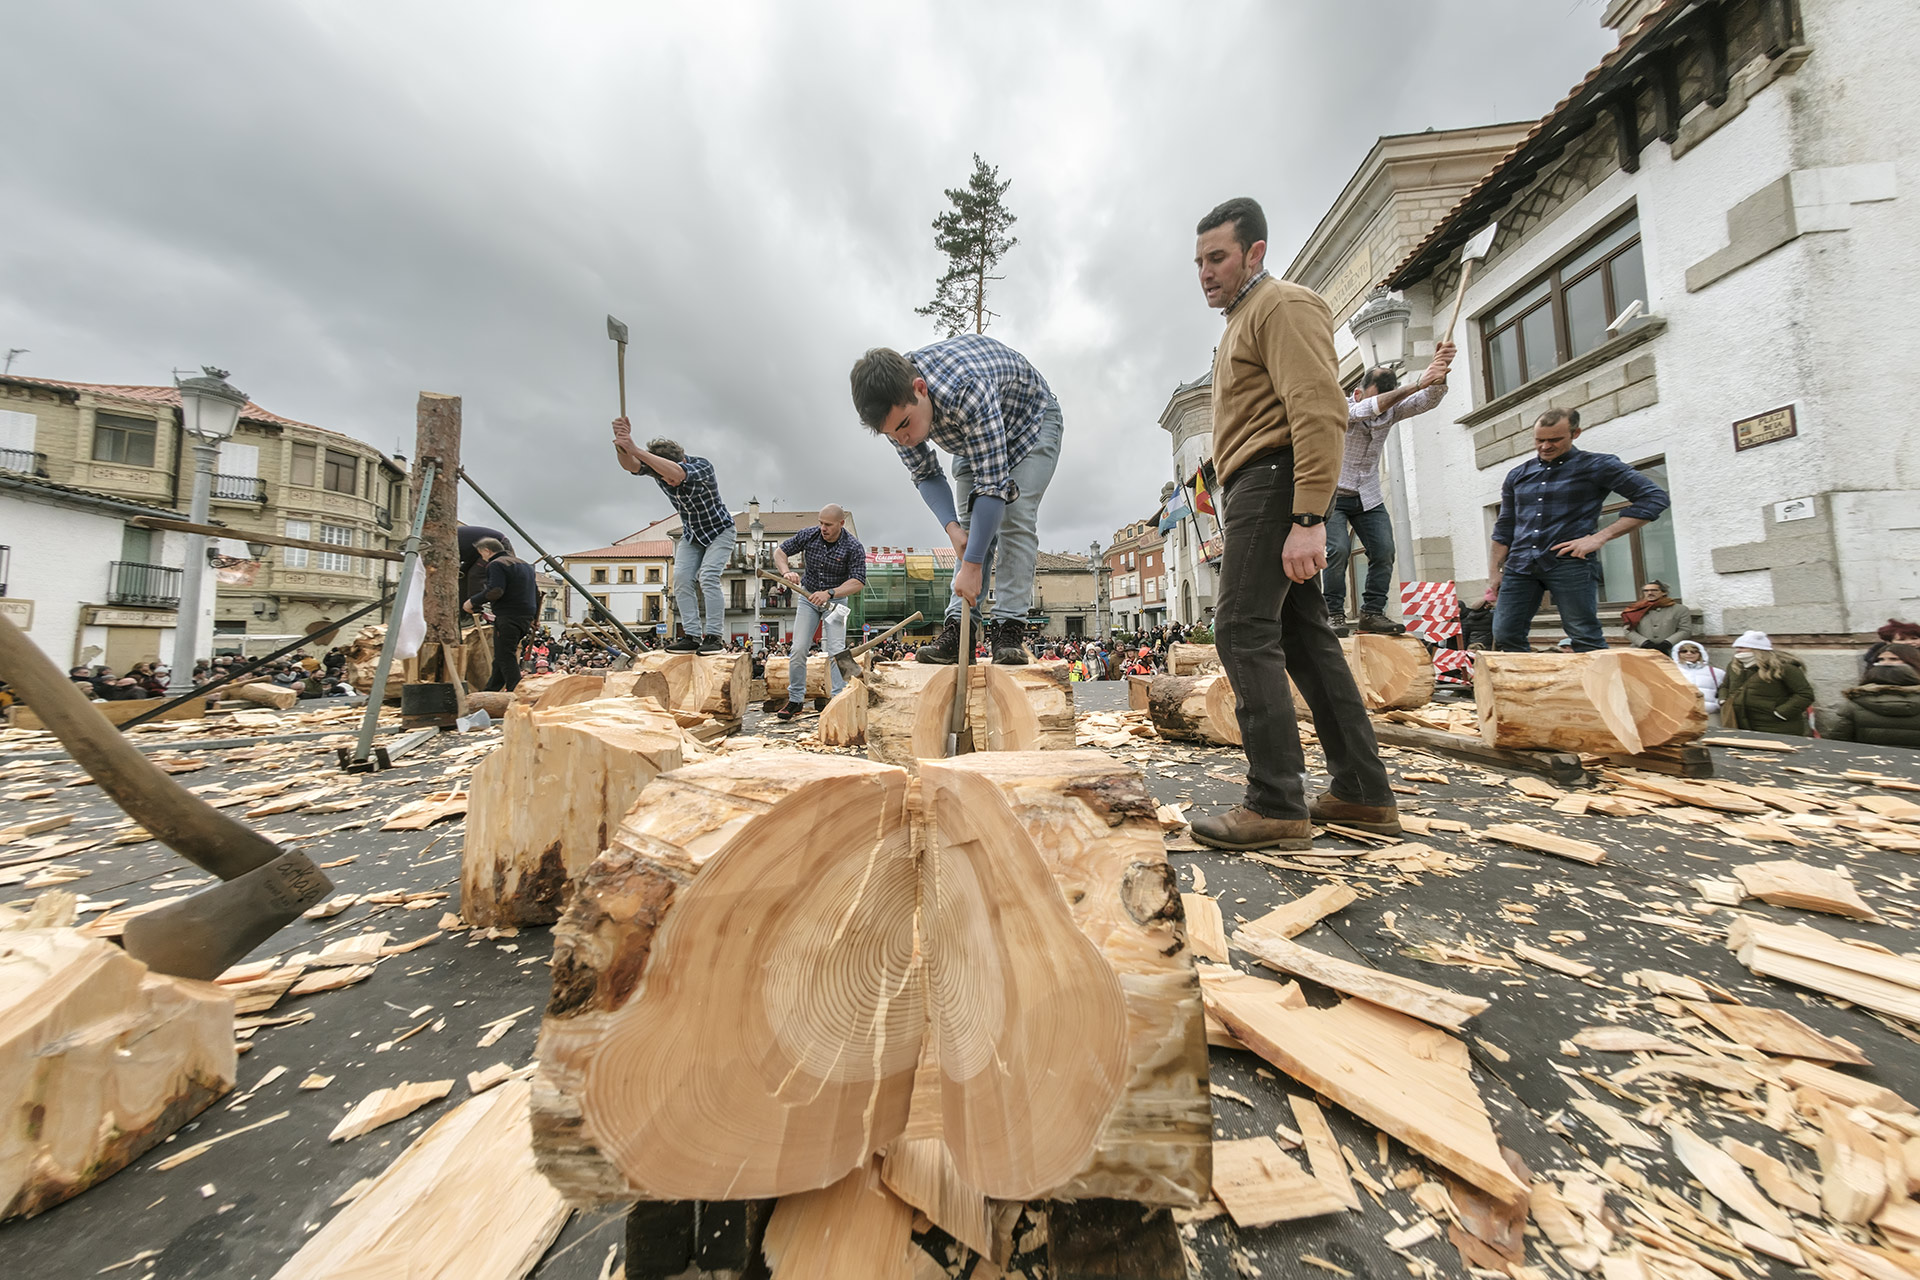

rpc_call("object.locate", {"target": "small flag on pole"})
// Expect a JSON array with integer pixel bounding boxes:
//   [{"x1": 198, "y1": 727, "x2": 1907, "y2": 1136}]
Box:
[
  {"x1": 1158, "y1": 485, "x2": 1191, "y2": 532},
  {"x1": 1192, "y1": 463, "x2": 1216, "y2": 517}
]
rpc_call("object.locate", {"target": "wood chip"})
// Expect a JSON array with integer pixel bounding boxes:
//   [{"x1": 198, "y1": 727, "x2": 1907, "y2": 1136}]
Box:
[
  {"x1": 150, "y1": 1111, "x2": 290, "y2": 1171},
  {"x1": 1211, "y1": 1136, "x2": 1348, "y2": 1227},
  {"x1": 1481, "y1": 823, "x2": 1606, "y2": 865},
  {"x1": 328, "y1": 1080, "x2": 454, "y2": 1142},
  {"x1": 1511, "y1": 941, "x2": 1595, "y2": 979}
]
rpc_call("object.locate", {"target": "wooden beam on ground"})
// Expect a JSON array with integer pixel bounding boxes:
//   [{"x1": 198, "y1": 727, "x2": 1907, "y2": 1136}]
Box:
[
  {"x1": 8, "y1": 696, "x2": 204, "y2": 731},
  {"x1": 1370, "y1": 721, "x2": 1586, "y2": 784}
]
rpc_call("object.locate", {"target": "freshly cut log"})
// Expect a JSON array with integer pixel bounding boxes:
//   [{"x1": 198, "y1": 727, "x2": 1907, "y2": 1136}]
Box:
[
  {"x1": 763, "y1": 1157, "x2": 915, "y2": 1280},
  {"x1": 461, "y1": 700, "x2": 683, "y2": 927},
  {"x1": 600, "y1": 668, "x2": 672, "y2": 707},
  {"x1": 1, "y1": 928, "x2": 235, "y2": 1219},
  {"x1": 1146, "y1": 674, "x2": 1240, "y2": 747},
  {"x1": 1229, "y1": 929, "x2": 1489, "y2": 1030},
  {"x1": 815, "y1": 679, "x2": 867, "y2": 747},
  {"x1": 232, "y1": 681, "x2": 299, "y2": 710},
  {"x1": 8, "y1": 697, "x2": 204, "y2": 731},
  {"x1": 271, "y1": 1078, "x2": 570, "y2": 1280},
  {"x1": 1167, "y1": 643, "x2": 1220, "y2": 676},
  {"x1": 530, "y1": 674, "x2": 609, "y2": 710},
  {"x1": 1342, "y1": 634, "x2": 1435, "y2": 711},
  {"x1": 879, "y1": 1038, "x2": 997, "y2": 1260},
  {"x1": 1200, "y1": 965, "x2": 1526, "y2": 1203},
  {"x1": 863, "y1": 660, "x2": 1074, "y2": 769},
  {"x1": 691, "y1": 650, "x2": 752, "y2": 721},
  {"x1": 340, "y1": 624, "x2": 398, "y2": 696},
  {"x1": 762, "y1": 653, "x2": 835, "y2": 703},
  {"x1": 1475, "y1": 650, "x2": 1707, "y2": 755},
  {"x1": 511, "y1": 672, "x2": 602, "y2": 708},
  {"x1": 532, "y1": 750, "x2": 1205, "y2": 1208},
  {"x1": 465, "y1": 691, "x2": 514, "y2": 719}
]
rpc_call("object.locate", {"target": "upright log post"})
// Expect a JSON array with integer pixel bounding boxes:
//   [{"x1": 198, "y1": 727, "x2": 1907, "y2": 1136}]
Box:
[{"x1": 414, "y1": 393, "x2": 463, "y2": 693}]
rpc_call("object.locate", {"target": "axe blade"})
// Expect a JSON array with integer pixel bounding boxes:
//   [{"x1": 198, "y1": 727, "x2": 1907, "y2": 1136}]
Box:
[
  {"x1": 830, "y1": 648, "x2": 862, "y2": 685},
  {"x1": 122, "y1": 849, "x2": 334, "y2": 982},
  {"x1": 607, "y1": 314, "x2": 629, "y2": 344}
]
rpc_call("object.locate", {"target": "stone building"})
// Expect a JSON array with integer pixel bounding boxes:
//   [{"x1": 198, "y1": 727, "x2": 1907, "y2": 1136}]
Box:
[
  {"x1": 1104, "y1": 517, "x2": 1166, "y2": 634},
  {"x1": 0, "y1": 373, "x2": 409, "y2": 656},
  {"x1": 1156, "y1": 373, "x2": 1225, "y2": 626},
  {"x1": 1367, "y1": 0, "x2": 1915, "y2": 697},
  {"x1": 1029, "y1": 551, "x2": 1101, "y2": 640}
]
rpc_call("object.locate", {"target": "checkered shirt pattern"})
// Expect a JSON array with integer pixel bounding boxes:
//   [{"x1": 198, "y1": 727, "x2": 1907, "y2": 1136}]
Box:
[
  {"x1": 896, "y1": 335, "x2": 1056, "y2": 504},
  {"x1": 1491, "y1": 448, "x2": 1669, "y2": 574},
  {"x1": 644, "y1": 455, "x2": 733, "y2": 546},
  {"x1": 780, "y1": 526, "x2": 868, "y2": 594},
  {"x1": 1341, "y1": 385, "x2": 1447, "y2": 509}
]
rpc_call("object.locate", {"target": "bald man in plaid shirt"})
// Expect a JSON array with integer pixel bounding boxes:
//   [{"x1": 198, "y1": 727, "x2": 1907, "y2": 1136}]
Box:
[{"x1": 850, "y1": 335, "x2": 1064, "y2": 665}]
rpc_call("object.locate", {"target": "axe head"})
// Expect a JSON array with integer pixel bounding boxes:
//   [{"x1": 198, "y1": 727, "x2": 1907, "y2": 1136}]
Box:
[
  {"x1": 831, "y1": 648, "x2": 862, "y2": 686},
  {"x1": 607, "y1": 314, "x2": 629, "y2": 345},
  {"x1": 1460, "y1": 222, "x2": 1499, "y2": 263},
  {"x1": 122, "y1": 849, "x2": 334, "y2": 981}
]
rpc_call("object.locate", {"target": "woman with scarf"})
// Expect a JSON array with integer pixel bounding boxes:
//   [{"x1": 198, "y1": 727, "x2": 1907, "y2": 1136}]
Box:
[
  {"x1": 1723, "y1": 630, "x2": 1816, "y2": 736},
  {"x1": 1621, "y1": 581, "x2": 1692, "y2": 654},
  {"x1": 1671, "y1": 642, "x2": 1724, "y2": 723},
  {"x1": 1821, "y1": 643, "x2": 1920, "y2": 748}
]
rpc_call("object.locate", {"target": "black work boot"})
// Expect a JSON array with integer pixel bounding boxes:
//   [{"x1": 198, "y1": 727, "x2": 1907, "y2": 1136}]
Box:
[
  {"x1": 1356, "y1": 612, "x2": 1406, "y2": 636},
  {"x1": 990, "y1": 618, "x2": 1030, "y2": 665},
  {"x1": 914, "y1": 615, "x2": 974, "y2": 665},
  {"x1": 1326, "y1": 610, "x2": 1351, "y2": 637},
  {"x1": 665, "y1": 632, "x2": 700, "y2": 653}
]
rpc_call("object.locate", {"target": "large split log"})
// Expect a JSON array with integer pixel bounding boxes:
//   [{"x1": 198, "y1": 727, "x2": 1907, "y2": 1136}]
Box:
[
  {"x1": 510, "y1": 671, "x2": 598, "y2": 707},
  {"x1": 232, "y1": 681, "x2": 299, "y2": 710},
  {"x1": 1476, "y1": 650, "x2": 1706, "y2": 755},
  {"x1": 762, "y1": 652, "x2": 838, "y2": 703},
  {"x1": 2, "y1": 927, "x2": 235, "y2": 1219},
  {"x1": 1147, "y1": 673, "x2": 1240, "y2": 747},
  {"x1": 461, "y1": 700, "x2": 684, "y2": 927},
  {"x1": 1341, "y1": 634, "x2": 1434, "y2": 711},
  {"x1": 531, "y1": 750, "x2": 1207, "y2": 1211},
  {"x1": 862, "y1": 660, "x2": 1074, "y2": 769},
  {"x1": 1167, "y1": 643, "x2": 1220, "y2": 676},
  {"x1": 815, "y1": 679, "x2": 867, "y2": 746},
  {"x1": 621, "y1": 650, "x2": 750, "y2": 723}
]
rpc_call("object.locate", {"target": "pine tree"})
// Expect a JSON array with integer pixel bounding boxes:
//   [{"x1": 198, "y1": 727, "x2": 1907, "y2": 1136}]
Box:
[{"x1": 917, "y1": 154, "x2": 1019, "y2": 337}]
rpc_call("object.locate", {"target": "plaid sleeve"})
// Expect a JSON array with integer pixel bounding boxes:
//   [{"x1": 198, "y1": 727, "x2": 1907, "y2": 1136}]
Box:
[
  {"x1": 1387, "y1": 384, "x2": 1446, "y2": 422},
  {"x1": 895, "y1": 440, "x2": 944, "y2": 485},
  {"x1": 846, "y1": 539, "x2": 867, "y2": 584},
  {"x1": 950, "y1": 377, "x2": 1015, "y2": 503},
  {"x1": 1602, "y1": 455, "x2": 1671, "y2": 522},
  {"x1": 1492, "y1": 469, "x2": 1518, "y2": 546},
  {"x1": 779, "y1": 528, "x2": 810, "y2": 557},
  {"x1": 675, "y1": 455, "x2": 714, "y2": 488}
]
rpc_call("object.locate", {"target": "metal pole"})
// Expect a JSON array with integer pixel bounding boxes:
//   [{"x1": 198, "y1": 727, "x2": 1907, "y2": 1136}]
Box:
[
  {"x1": 346, "y1": 462, "x2": 437, "y2": 767},
  {"x1": 456, "y1": 466, "x2": 643, "y2": 652},
  {"x1": 166, "y1": 438, "x2": 217, "y2": 695}
]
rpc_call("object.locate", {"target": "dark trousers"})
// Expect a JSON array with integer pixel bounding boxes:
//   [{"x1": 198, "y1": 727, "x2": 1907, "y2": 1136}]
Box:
[
  {"x1": 1214, "y1": 450, "x2": 1393, "y2": 820},
  {"x1": 1322, "y1": 494, "x2": 1396, "y2": 616},
  {"x1": 1492, "y1": 555, "x2": 1604, "y2": 651},
  {"x1": 488, "y1": 614, "x2": 532, "y2": 692}
]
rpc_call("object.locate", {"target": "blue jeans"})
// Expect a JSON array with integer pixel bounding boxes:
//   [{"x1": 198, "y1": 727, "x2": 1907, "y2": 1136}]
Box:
[
  {"x1": 1493, "y1": 554, "x2": 1605, "y2": 651},
  {"x1": 947, "y1": 401, "x2": 1064, "y2": 623},
  {"x1": 672, "y1": 527, "x2": 735, "y2": 638},
  {"x1": 789, "y1": 596, "x2": 848, "y2": 703},
  {"x1": 1322, "y1": 495, "x2": 1395, "y2": 616}
]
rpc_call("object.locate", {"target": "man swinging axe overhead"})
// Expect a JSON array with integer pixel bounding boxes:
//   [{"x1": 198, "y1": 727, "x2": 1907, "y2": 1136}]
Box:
[
  {"x1": 850, "y1": 335, "x2": 1064, "y2": 665},
  {"x1": 771, "y1": 504, "x2": 867, "y2": 721}
]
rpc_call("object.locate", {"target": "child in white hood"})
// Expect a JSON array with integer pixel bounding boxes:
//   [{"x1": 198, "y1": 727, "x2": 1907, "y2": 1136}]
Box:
[{"x1": 1672, "y1": 641, "x2": 1724, "y2": 717}]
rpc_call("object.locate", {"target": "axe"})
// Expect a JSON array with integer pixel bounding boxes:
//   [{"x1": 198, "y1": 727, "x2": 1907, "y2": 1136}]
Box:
[
  {"x1": 945, "y1": 598, "x2": 975, "y2": 757},
  {"x1": 0, "y1": 614, "x2": 331, "y2": 979},
  {"x1": 607, "y1": 314, "x2": 629, "y2": 419},
  {"x1": 1439, "y1": 221, "x2": 1499, "y2": 348},
  {"x1": 828, "y1": 611, "x2": 923, "y2": 684}
]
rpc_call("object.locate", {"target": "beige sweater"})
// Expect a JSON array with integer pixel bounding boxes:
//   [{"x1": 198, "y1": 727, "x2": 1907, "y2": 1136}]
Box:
[{"x1": 1209, "y1": 276, "x2": 1348, "y2": 516}]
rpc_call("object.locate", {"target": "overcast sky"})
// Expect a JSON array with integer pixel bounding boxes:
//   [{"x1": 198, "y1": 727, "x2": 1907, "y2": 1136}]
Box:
[{"x1": 2, "y1": 1, "x2": 1613, "y2": 559}]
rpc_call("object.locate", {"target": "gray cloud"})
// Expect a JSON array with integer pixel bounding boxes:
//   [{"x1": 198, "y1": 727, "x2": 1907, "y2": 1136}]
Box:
[{"x1": 2, "y1": 0, "x2": 1612, "y2": 557}]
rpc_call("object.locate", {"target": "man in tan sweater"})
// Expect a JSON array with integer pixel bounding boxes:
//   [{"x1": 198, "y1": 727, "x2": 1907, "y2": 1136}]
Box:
[{"x1": 1189, "y1": 197, "x2": 1398, "y2": 851}]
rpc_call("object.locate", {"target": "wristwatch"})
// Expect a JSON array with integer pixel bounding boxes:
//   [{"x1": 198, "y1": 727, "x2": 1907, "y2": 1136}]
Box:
[{"x1": 1290, "y1": 513, "x2": 1327, "y2": 527}]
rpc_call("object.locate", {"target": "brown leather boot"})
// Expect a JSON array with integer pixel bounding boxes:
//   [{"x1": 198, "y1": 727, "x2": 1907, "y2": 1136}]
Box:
[
  {"x1": 1308, "y1": 791, "x2": 1403, "y2": 836},
  {"x1": 1191, "y1": 805, "x2": 1313, "y2": 852}
]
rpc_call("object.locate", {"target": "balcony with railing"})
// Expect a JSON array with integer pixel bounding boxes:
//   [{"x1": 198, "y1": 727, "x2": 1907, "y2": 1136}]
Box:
[
  {"x1": 107, "y1": 561, "x2": 182, "y2": 609},
  {"x1": 210, "y1": 473, "x2": 267, "y2": 503},
  {"x1": 0, "y1": 448, "x2": 48, "y2": 477},
  {"x1": 375, "y1": 505, "x2": 392, "y2": 530}
]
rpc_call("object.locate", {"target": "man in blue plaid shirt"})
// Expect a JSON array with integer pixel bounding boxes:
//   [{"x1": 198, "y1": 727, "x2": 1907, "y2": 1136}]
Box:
[
  {"x1": 849, "y1": 335, "x2": 1064, "y2": 665},
  {"x1": 1489, "y1": 408, "x2": 1669, "y2": 651},
  {"x1": 771, "y1": 504, "x2": 866, "y2": 719},
  {"x1": 610, "y1": 417, "x2": 735, "y2": 653}
]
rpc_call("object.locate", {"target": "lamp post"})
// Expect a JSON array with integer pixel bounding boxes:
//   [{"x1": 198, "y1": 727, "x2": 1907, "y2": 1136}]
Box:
[
  {"x1": 167, "y1": 367, "x2": 247, "y2": 695},
  {"x1": 1089, "y1": 540, "x2": 1103, "y2": 638},
  {"x1": 1348, "y1": 287, "x2": 1412, "y2": 372},
  {"x1": 747, "y1": 501, "x2": 765, "y2": 653}
]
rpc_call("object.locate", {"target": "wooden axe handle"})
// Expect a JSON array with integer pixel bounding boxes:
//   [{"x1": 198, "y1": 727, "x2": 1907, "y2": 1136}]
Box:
[
  {"x1": 1440, "y1": 258, "x2": 1478, "y2": 349},
  {"x1": 847, "y1": 612, "x2": 923, "y2": 658},
  {"x1": 616, "y1": 341, "x2": 627, "y2": 420}
]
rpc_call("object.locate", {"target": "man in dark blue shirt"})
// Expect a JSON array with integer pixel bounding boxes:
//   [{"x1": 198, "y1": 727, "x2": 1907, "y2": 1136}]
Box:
[
  {"x1": 463, "y1": 537, "x2": 540, "y2": 691},
  {"x1": 771, "y1": 504, "x2": 867, "y2": 719},
  {"x1": 1488, "y1": 409, "x2": 1670, "y2": 652}
]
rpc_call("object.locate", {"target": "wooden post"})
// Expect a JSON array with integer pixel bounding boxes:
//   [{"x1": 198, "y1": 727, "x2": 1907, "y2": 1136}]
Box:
[{"x1": 414, "y1": 392, "x2": 463, "y2": 674}]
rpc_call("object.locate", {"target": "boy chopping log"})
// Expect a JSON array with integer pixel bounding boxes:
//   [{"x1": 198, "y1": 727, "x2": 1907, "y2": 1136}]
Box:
[
  {"x1": 609, "y1": 419, "x2": 735, "y2": 653},
  {"x1": 771, "y1": 504, "x2": 867, "y2": 721},
  {"x1": 1188, "y1": 196, "x2": 1399, "y2": 852},
  {"x1": 850, "y1": 336, "x2": 1063, "y2": 665}
]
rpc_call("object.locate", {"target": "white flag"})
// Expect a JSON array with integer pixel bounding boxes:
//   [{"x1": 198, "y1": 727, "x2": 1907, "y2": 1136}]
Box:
[{"x1": 393, "y1": 570, "x2": 427, "y2": 659}]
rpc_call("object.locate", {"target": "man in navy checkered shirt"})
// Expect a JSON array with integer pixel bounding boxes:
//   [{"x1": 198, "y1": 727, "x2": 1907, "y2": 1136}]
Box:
[
  {"x1": 849, "y1": 335, "x2": 1064, "y2": 665},
  {"x1": 610, "y1": 416, "x2": 735, "y2": 653},
  {"x1": 770, "y1": 504, "x2": 866, "y2": 719}
]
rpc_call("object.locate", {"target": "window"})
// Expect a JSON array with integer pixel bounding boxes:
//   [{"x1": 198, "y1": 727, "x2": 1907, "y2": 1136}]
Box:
[
  {"x1": 324, "y1": 449, "x2": 357, "y2": 494},
  {"x1": 646, "y1": 566, "x2": 662, "y2": 584},
  {"x1": 591, "y1": 567, "x2": 608, "y2": 584},
  {"x1": 317, "y1": 523, "x2": 353, "y2": 572},
  {"x1": 646, "y1": 595, "x2": 661, "y2": 621},
  {"x1": 619, "y1": 567, "x2": 636, "y2": 584},
  {"x1": 592, "y1": 593, "x2": 610, "y2": 612},
  {"x1": 93, "y1": 413, "x2": 157, "y2": 466},
  {"x1": 1594, "y1": 459, "x2": 1678, "y2": 606},
  {"x1": 362, "y1": 462, "x2": 374, "y2": 499},
  {"x1": 217, "y1": 441, "x2": 259, "y2": 477},
  {"x1": 1481, "y1": 211, "x2": 1647, "y2": 399},
  {"x1": 290, "y1": 443, "x2": 317, "y2": 487},
  {"x1": 284, "y1": 519, "x2": 311, "y2": 568},
  {"x1": 730, "y1": 579, "x2": 747, "y2": 611}
]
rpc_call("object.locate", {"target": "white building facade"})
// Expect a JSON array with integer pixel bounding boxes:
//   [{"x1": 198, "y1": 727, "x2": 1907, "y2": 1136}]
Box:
[
  {"x1": 1374, "y1": 0, "x2": 1915, "y2": 698},
  {"x1": 1157, "y1": 373, "x2": 1222, "y2": 626}
]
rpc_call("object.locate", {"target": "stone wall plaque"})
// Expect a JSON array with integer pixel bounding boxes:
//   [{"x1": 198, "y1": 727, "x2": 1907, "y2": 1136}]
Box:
[
  {"x1": 1733, "y1": 404, "x2": 1798, "y2": 451},
  {"x1": 0, "y1": 599, "x2": 33, "y2": 630}
]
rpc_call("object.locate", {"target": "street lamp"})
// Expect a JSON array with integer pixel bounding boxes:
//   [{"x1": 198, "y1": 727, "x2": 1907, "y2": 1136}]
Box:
[
  {"x1": 167, "y1": 367, "x2": 247, "y2": 695},
  {"x1": 1348, "y1": 287, "x2": 1412, "y2": 372},
  {"x1": 1089, "y1": 540, "x2": 1103, "y2": 639},
  {"x1": 747, "y1": 500, "x2": 766, "y2": 654}
]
